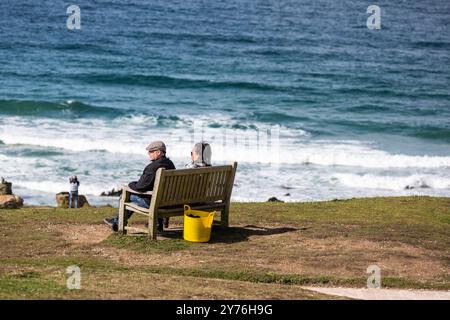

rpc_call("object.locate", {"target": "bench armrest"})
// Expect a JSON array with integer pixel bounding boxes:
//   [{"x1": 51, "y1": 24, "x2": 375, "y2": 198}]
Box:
[{"x1": 121, "y1": 186, "x2": 153, "y2": 196}]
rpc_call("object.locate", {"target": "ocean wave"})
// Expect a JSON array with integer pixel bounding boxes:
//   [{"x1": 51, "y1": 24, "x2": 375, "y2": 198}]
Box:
[
  {"x1": 135, "y1": 31, "x2": 259, "y2": 45},
  {"x1": 0, "y1": 113, "x2": 300, "y2": 156},
  {"x1": 411, "y1": 41, "x2": 450, "y2": 49},
  {"x1": 0, "y1": 147, "x2": 65, "y2": 158},
  {"x1": 0, "y1": 99, "x2": 125, "y2": 119},
  {"x1": 0, "y1": 98, "x2": 311, "y2": 134},
  {"x1": 328, "y1": 119, "x2": 450, "y2": 143},
  {"x1": 1, "y1": 113, "x2": 449, "y2": 168},
  {"x1": 283, "y1": 143, "x2": 450, "y2": 168},
  {"x1": 53, "y1": 43, "x2": 128, "y2": 57},
  {"x1": 0, "y1": 133, "x2": 139, "y2": 154},
  {"x1": 333, "y1": 87, "x2": 450, "y2": 100},
  {"x1": 73, "y1": 73, "x2": 285, "y2": 92},
  {"x1": 1, "y1": 122, "x2": 450, "y2": 168},
  {"x1": 342, "y1": 105, "x2": 393, "y2": 114},
  {"x1": 333, "y1": 173, "x2": 450, "y2": 190},
  {"x1": 248, "y1": 111, "x2": 310, "y2": 123}
]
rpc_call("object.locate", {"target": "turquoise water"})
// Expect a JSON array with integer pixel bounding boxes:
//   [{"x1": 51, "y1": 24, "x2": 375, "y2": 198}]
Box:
[{"x1": 0, "y1": 0, "x2": 449, "y2": 205}]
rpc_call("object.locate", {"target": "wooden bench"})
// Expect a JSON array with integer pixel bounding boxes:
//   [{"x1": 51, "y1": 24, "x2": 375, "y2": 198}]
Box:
[{"x1": 118, "y1": 162, "x2": 238, "y2": 240}]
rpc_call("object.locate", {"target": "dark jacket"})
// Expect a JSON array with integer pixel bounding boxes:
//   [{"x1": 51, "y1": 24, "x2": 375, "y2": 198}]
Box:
[{"x1": 128, "y1": 156, "x2": 176, "y2": 193}]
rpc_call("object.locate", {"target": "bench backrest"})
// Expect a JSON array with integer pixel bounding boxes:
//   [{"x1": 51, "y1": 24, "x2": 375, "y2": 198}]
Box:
[{"x1": 153, "y1": 162, "x2": 237, "y2": 207}]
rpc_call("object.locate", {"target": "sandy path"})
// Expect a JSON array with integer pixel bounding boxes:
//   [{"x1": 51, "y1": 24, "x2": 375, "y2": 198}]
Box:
[{"x1": 303, "y1": 287, "x2": 450, "y2": 300}]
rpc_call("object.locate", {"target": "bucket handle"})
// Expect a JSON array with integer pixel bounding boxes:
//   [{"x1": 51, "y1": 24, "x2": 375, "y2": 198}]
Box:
[{"x1": 184, "y1": 205, "x2": 191, "y2": 212}]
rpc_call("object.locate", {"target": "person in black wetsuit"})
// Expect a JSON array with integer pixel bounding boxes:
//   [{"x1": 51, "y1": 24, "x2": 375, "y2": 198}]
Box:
[{"x1": 103, "y1": 140, "x2": 175, "y2": 231}]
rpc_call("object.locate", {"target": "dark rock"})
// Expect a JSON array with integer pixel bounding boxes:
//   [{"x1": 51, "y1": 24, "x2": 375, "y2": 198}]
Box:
[
  {"x1": 405, "y1": 183, "x2": 429, "y2": 190},
  {"x1": 284, "y1": 193, "x2": 291, "y2": 196},
  {"x1": 100, "y1": 188, "x2": 122, "y2": 197},
  {"x1": 267, "y1": 197, "x2": 284, "y2": 203}
]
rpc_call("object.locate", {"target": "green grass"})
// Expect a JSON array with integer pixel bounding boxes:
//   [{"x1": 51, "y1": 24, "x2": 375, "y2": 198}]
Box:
[
  {"x1": 1, "y1": 196, "x2": 449, "y2": 299},
  {"x1": 0, "y1": 278, "x2": 69, "y2": 299},
  {"x1": 231, "y1": 197, "x2": 450, "y2": 250},
  {"x1": 103, "y1": 232, "x2": 194, "y2": 253}
]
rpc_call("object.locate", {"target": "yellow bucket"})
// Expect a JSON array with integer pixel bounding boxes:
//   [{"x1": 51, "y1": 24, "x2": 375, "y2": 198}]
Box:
[{"x1": 183, "y1": 205, "x2": 215, "y2": 243}]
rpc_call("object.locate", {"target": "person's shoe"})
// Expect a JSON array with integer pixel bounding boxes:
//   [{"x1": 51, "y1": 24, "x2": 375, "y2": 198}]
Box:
[
  {"x1": 103, "y1": 217, "x2": 115, "y2": 226},
  {"x1": 103, "y1": 217, "x2": 119, "y2": 232}
]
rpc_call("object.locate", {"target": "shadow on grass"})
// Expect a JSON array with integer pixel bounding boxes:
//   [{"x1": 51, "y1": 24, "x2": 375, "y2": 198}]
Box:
[{"x1": 159, "y1": 224, "x2": 302, "y2": 244}]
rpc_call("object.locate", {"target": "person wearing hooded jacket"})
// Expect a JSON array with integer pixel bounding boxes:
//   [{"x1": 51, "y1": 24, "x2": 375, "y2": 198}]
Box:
[{"x1": 185, "y1": 142, "x2": 212, "y2": 168}]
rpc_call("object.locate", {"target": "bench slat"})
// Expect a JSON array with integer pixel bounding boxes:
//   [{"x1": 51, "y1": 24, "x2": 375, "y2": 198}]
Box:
[
  {"x1": 163, "y1": 165, "x2": 231, "y2": 176},
  {"x1": 188, "y1": 174, "x2": 197, "y2": 200},
  {"x1": 161, "y1": 175, "x2": 170, "y2": 202},
  {"x1": 157, "y1": 202, "x2": 226, "y2": 215},
  {"x1": 210, "y1": 171, "x2": 221, "y2": 201},
  {"x1": 197, "y1": 173, "x2": 206, "y2": 197},
  {"x1": 124, "y1": 202, "x2": 149, "y2": 216},
  {"x1": 121, "y1": 186, "x2": 153, "y2": 196}
]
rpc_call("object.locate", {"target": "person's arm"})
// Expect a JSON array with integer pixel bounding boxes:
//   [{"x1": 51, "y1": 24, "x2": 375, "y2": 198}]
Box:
[{"x1": 128, "y1": 164, "x2": 156, "y2": 192}]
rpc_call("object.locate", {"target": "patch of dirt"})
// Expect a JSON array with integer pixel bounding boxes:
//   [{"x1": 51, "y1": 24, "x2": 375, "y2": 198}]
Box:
[
  {"x1": 90, "y1": 246, "x2": 203, "y2": 269},
  {"x1": 47, "y1": 224, "x2": 111, "y2": 245},
  {"x1": 48, "y1": 222, "x2": 202, "y2": 268},
  {"x1": 50, "y1": 222, "x2": 449, "y2": 283},
  {"x1": 246, "y1": 235, "x2": 448, "y2": 280}
]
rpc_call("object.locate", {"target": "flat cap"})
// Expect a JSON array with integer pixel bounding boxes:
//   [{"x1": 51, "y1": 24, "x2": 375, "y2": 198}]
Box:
[{"x1": 146, "y1": 140, "x2": 166, "y2": 152}]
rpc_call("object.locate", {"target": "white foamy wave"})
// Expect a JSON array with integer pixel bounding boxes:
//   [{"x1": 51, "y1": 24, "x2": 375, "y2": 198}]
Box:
[
  {"x1": 112, "y1": 114, "x2": 158, "y2": 126},
  {"x1": 333, "y1": 173, "x2": 450, "y2": 190},
  {"x1": 0, "y1": 114, "x2": 307, "y2": 155},
  {"x1": 0, "y1": 133, "x2": 145, "y2": 154},
  {"x1": 13, "y1": 180, "x2": 112, "y2": 196},
  {"x1": 1, "y1": 115, "x2": 450, "y2": 168},
  {"x1": 178, "y1": 137, "x2": 450, "y2": 168},
  {"x1": 277, "y1": 142, "x2": 450, "y2": 168}
]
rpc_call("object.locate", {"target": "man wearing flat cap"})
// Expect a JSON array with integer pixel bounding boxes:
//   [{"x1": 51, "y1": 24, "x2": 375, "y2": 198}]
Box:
[{"x1": 104, "y1": 140, "x2": 175, "y2": 231}]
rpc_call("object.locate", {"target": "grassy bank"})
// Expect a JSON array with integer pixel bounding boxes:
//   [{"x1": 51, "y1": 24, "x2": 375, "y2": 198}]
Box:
[{"x1": 0, "y1": 196, "x2": 449, "y2": 299}]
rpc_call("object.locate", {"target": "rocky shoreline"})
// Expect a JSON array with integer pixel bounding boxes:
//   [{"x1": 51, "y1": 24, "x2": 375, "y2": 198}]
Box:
[{"x1": 0, "y1": 178, "x2": 23, "y2": 209}]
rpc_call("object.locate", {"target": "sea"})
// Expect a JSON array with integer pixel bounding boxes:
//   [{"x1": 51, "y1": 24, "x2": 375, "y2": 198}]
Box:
[{"x1": 0, "y1": 0, "x2": 449, "y2": 206}]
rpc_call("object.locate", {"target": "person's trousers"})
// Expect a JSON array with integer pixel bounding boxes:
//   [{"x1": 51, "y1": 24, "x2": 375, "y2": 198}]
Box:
[{"x1": 69, "y1": 191, "x2": 78, "y2": 208}]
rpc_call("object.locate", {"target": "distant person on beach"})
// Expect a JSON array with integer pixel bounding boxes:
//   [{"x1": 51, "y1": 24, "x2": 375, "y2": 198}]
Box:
[
  {"x1": 103, "y1": 141, "x2": 175, "y2": 232},
  {"x1": 185, "y1": 142, "x2": 212, "y2": 168},
  {"x1": 69, "y1": 175, "x2": 79, "y2": 208}
]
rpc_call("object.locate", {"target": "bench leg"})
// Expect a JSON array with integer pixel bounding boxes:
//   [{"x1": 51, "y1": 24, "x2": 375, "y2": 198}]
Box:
[
  {"x1": 221, "y1": 206, "x2": 229, "y2": 228},
  {"x1": 118, "y1": 191, "x2": 130, "y2": 234},
  {"x1": 148, "y1": 210, "x2": 157, "y2": 240}
]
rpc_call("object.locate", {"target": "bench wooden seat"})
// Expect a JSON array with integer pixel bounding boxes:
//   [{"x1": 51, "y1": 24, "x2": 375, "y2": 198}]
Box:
[{"x1": 118, "y1": 162, "x2": 238, "y2": 239}]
